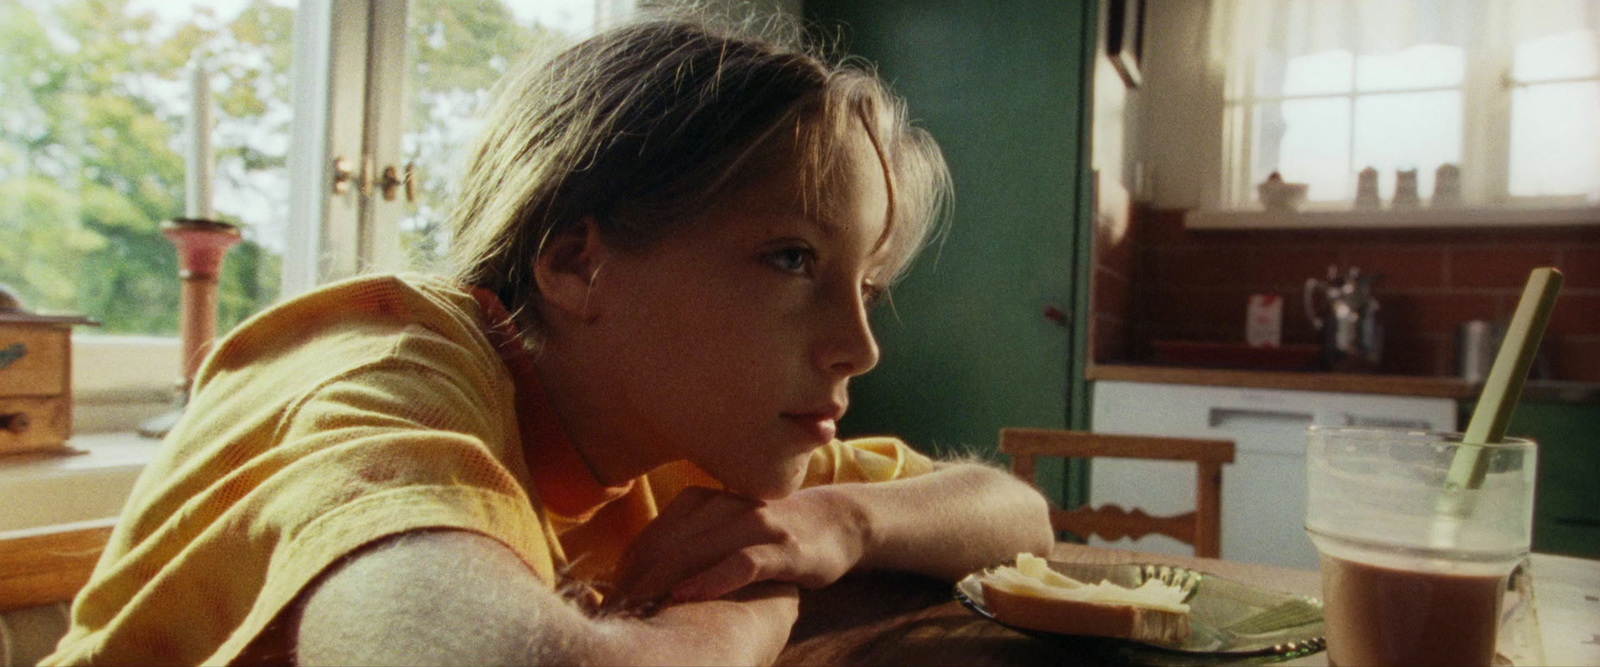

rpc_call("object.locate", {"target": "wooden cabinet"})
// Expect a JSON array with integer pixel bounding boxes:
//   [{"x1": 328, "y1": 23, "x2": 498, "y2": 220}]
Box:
[
  {"x1": 1495, "y1": 399, "x2": 1600, "y2": 559},
  {"x1": 0, "y1": 313, "x2": 96, "y2": 456}
]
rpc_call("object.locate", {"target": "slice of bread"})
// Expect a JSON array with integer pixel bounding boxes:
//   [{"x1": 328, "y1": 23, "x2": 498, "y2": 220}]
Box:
[
  {"x1": 976, "y1": 553, "x2": 1192, "y2": 644},
  {"x1": 981, "y1": 580, "x2": 1191, "y2": 644}
]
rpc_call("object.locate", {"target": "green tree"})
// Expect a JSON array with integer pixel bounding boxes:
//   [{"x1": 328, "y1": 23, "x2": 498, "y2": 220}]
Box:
[{"x1": 0, "y1": 0, "x2": 288, "y2": 335}]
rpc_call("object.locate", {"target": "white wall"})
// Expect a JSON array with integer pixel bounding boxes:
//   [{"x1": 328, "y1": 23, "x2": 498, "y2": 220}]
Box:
[
  {"x1": 1091, "y1": 0, "x2": 1142, "y2": 246},
  {"x1": 1133, "y1": 0, "x2": 1225, "y2": 210}
]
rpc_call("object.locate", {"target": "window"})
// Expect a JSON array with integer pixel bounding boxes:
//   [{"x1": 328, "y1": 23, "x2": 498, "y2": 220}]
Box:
[
  {"x1": 1217, "y1": 0, "x2": 1599, "y2": 211},
  {"x1": 284, "y1": 0, "x2": 627, "y2": 294},
  {"x1": 2, "y1": 0, "x2": 628, "y2": 431}
]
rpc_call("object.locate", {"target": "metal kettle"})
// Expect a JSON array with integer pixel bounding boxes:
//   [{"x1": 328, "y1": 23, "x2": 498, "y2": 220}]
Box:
[{"x1": 1304, "y1": 265, "x2": 1383, "y2": 372}]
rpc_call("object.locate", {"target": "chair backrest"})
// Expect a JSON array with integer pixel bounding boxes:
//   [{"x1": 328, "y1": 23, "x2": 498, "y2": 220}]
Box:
[{"x1": 998, "y1": 428, "x2": 1236, "y2": 558}]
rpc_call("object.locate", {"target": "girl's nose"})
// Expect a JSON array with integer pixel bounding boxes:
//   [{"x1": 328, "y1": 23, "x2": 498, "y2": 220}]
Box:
[{"x1": 815, "y1": 292, "x2": 880, "y2": 378}]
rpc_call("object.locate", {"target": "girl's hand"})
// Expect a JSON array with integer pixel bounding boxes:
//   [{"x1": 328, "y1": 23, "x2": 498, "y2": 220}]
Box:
[{"x1": 609, "y1": 485, "x2": 868, "y2": 608}]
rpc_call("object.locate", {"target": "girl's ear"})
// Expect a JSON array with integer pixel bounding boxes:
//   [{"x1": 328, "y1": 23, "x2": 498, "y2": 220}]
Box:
[{"x1": 533, "y1": 218, "x2": 606, "y2": 322}]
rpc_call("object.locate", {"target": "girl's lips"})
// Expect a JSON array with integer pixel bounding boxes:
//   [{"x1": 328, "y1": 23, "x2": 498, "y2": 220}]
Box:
[{"x1": 784, "y1": 413, "x2": 838, "y2": 443}]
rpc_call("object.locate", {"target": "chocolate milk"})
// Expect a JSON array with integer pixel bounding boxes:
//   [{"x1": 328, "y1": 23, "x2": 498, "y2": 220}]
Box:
[{"x1": 1321, "y1": 555, "x2": 1506, "y2": 666}]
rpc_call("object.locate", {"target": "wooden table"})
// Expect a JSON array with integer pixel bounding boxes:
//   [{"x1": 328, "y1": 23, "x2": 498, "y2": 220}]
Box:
[{"x1": 779, "y1": 543, "x2": 1600, "y2": 666}]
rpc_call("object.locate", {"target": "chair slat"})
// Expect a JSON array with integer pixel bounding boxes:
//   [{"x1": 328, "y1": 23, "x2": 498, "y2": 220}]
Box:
[
  {"x1": 1050, "y1": 505, "x2": 1197, "y2": 544},
  {"x1": 999, "y1": 428, "x2": 1236, "y2": 559}
]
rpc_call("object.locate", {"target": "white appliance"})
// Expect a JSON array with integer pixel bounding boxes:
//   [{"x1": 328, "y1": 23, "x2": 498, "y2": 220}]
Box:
[{"x1": 1088, "y1": 380, "x2": 1458, "y2": 569}]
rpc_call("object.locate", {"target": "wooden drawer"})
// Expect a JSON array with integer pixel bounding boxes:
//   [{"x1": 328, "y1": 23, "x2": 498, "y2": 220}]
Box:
[
  {"x1": 0, "y1": 313, "x2": 91, "y2": 456},
  {"x1": 0, "y1": 326, "x2": 68, "y2": 397},
  {"x1": 0, "y1": 395, "x2": 70, "y2": 456}
]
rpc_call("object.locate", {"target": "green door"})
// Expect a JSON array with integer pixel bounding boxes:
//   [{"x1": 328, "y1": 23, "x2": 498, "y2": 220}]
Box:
[{"x1": 806, "y1": 0, "x2": 1097, "y2": 509}]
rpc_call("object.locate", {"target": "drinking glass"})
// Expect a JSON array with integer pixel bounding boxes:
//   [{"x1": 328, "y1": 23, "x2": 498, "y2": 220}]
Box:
[{"x1": 1304, "y1": 426, "x2": 1537, "y2": 667}]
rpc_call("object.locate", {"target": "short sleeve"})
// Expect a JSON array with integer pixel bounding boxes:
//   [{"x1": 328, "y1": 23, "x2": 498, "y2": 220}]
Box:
[
  {"x1": 801, "y1": 436, "x2": 937, "y2": 487},
  {"x1": 46, "y1": 334, "x2": 553, "y2": 666}
]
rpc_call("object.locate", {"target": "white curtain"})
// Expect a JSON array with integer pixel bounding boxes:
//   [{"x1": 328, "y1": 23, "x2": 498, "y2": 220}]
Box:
[
  {"x1": 1214, "y1": 0, "x2": 1598, "y2": 83},
  {"x1": 1259, "y1": 0, "x2": 1475, "y2": 60},
  {"x1": 1512, "y1": 0, "x2": 1600, "y2": 47}
]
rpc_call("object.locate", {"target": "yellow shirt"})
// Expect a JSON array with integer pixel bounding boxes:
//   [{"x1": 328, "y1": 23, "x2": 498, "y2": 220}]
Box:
[{"x1": 43, "y1": 274, "x2": 933, "y2": 666}]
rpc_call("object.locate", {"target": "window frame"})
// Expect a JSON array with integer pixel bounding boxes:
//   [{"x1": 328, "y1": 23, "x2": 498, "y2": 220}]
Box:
[{"x1": 283, "y1": 0, "x2": 409, "y2": 298}]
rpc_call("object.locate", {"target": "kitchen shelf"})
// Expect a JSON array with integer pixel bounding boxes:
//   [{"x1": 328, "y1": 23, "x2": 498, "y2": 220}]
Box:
[{"x1": 1185, "y1": 205, "x2": 1600, "y2": 231}]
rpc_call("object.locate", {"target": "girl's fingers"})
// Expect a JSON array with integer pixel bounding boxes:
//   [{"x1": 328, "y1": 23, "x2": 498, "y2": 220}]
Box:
[
  {"x1": 614, "y1": 488, "x2": 851, "y2": 606},
  {"x1": 671, "y1": 544, "x2": 782, "y2": 603},
  {"x1": 612, "y1": 494, "x2": 776, "y2": 601},
  {"x1": 658, "y1": 488, "x2": 769, "y2": 543},
  {"x1": 628, "y1": 524, "x2": 773, "y2": 602}
]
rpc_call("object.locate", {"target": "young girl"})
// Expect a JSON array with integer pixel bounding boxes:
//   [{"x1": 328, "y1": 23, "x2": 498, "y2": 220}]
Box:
[{"x1": 45, "y1": 15, "x2": 1052, "y2": 666}]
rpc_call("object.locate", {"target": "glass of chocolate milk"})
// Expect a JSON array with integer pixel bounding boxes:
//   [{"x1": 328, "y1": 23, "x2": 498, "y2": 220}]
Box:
[{"x1": 1305, "y1": 426, "x2": 1536, "y2": 667}]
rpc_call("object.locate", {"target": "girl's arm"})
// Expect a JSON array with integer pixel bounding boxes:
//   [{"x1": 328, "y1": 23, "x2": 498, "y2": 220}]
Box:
[
  {"x1": 293, "y1": 530, "x2": 799, "y2": 666},
  {"x1": 840, "y1": 459, "x2": 1056, "y2": 579},
  {"x1": 613, "y1": 461, "x2": 1054, "y2": 605}
]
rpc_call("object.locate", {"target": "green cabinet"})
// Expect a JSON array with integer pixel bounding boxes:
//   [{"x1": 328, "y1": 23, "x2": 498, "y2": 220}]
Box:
[
  {"x1": 1504, "y1": 401, "x2": 1600, "y2": 559},
  {"x1": 805, "y1": 0, "x2": 1098, "y2": 509}
]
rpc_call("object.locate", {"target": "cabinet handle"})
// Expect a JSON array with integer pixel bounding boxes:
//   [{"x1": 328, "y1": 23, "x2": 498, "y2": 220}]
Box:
[
  {"x1": 1345, "y1": 415, "x2": 1433, "y2": 430},
  {"x1": 1207, "y1": 407, "x2": 1313, "y2": 429},
  {"x1": 0, "y1": 342, "x2": 26, "y2": 370},
  {"x1": 0, "y1": 412, "x2": 30, "y2": 434},
  {"x1": 1043, "y1": 304, "x2": 1068, "y2": 327}
]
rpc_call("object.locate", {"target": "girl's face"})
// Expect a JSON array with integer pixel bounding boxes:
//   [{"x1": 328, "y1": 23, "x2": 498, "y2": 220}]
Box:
[{"x1": 586, "y1": 130, "x2": 892, "y2": 499}]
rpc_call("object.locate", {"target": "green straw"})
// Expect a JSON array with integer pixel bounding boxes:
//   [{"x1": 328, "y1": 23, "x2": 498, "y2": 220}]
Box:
[{"x1": 1444, "y1": 267, "x2": 1564, "y2": 492}]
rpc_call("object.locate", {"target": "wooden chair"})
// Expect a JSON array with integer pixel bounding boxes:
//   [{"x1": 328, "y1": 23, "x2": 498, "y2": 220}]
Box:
[{"x1": 999, "y1": 428, "x2": 1236, "y2": 558}]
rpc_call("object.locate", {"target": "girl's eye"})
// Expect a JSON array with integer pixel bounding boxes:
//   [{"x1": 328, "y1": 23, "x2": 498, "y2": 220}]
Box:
[{"x1": 766, "y1": 247, "x2": 814, "y2": 274}]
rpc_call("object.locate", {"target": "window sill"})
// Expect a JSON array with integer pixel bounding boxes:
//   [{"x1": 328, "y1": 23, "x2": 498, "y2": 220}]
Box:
[
  {"x1": 71, "y1": 334, "x2": 181, "y2": 434},
  {"x1": 0, "y1": 432, "x2": 158, "y2": 534},
  {"x1": 1184, "y1": 205, "x2": 1600, "y2": 231}
]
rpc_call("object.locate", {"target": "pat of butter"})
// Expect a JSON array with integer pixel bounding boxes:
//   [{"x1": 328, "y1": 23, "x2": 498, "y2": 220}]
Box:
[{"x1": 984, "y1": 553, "x2": 1191, "y2": 614}]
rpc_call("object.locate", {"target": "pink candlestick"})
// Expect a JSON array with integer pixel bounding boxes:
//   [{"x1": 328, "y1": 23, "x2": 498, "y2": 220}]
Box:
[{"x1": 162, "y1": 218, "x2": 241, "y2": 387}]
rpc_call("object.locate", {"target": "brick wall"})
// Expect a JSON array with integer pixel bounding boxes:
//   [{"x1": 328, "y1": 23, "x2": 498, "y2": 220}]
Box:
[
  {"x1": 1090, "y1": 199, "x2": 1137, "y2": 366},
  {"x1": 1093, "y1": 206, "x2": 1600, "y2": 381}
]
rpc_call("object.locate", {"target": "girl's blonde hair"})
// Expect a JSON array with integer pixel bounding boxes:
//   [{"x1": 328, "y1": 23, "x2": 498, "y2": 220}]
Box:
[{"x1": 447, "y1": 15, "x2": 951, "y2": 344}]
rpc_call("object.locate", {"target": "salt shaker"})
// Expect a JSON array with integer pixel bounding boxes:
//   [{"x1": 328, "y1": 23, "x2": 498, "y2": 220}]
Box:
[
  {"x1": 1392, "y1": 168, "x2": 1420, "y2": 209},
  {"x1": 1355, "y1": 167, "x2": 1381, "y2": 209}
]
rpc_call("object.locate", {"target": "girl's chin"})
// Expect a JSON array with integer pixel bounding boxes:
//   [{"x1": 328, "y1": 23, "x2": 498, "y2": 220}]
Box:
[{"x1": 723, "y1": 460, "x2": 809, "y2": 500}]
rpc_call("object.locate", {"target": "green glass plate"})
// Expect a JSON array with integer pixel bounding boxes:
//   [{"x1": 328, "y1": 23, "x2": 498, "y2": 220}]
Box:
[{"x1": 954, "y1": 560, "x2": 1327, "y2": 666}]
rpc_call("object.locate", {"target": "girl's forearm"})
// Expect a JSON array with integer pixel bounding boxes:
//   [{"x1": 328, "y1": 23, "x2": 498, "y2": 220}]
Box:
[
  {"x1": 592, "y1": 582, "x2": 799, "y2": 666},
  {"x1": 295, "y1": 531, "x2": 798, "y2": 666},
  {"x1": 823, "y1": 462, "x2": 1055, "y2": 580}
]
